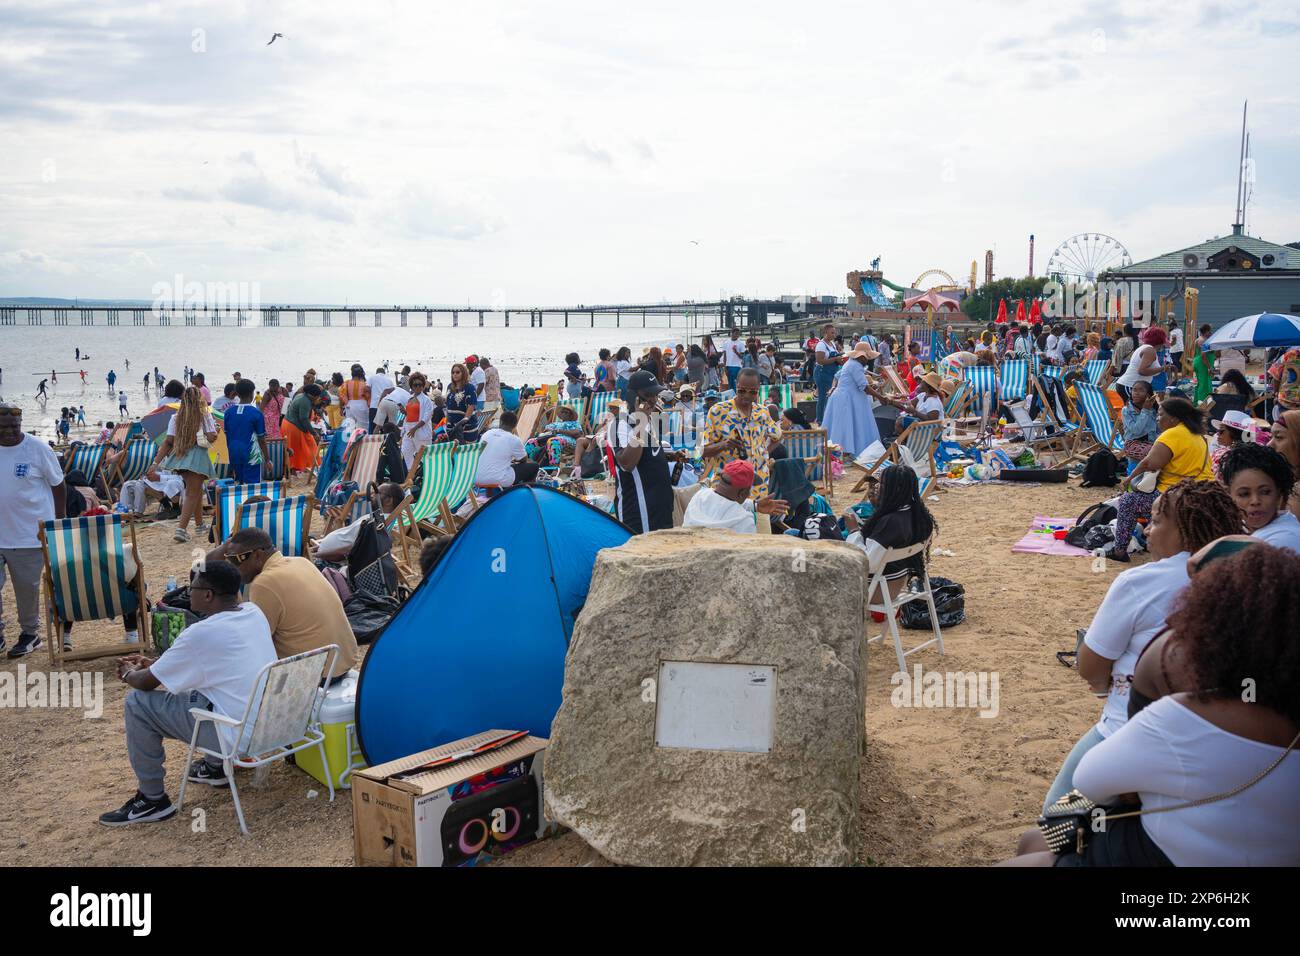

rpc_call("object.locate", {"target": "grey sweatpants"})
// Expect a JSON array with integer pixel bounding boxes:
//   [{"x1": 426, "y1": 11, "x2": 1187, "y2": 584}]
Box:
[
  {"x1": 125, "y1": 688, "x2": 222, "y2": 799},
  {"x1": 0, "y1": 547, "x2": 45, "y2": 639}
]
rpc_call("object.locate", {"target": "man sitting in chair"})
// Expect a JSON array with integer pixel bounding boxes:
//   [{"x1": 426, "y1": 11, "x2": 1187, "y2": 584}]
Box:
[
  {"x1": 314, "y1": 481, "x2": 404, "y2": 563},
  {"x1": 681, "y1": 460, "x2": 788, "y2": 533},
  {"x1": 103, "y1": 560, "x2": 276, "y2": 825},
  {"x1": 210, "y1": 527, "x2": 359, "y2": 682}
]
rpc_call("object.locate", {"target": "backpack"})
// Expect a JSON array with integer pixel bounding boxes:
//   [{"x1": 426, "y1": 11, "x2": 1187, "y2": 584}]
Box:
[
  {"x1": 1080, "y1": 450, "x2": 1122, "y2": 487},
  {"x1": 578, "y1": 440, "x2": 605, "y2": 479},
  {"x1": 1065, "y1": 503, "x2": 1119, "y2": 549},
  {"x1": 346, "y1": 485, "x2": 400, "y2": 597}
]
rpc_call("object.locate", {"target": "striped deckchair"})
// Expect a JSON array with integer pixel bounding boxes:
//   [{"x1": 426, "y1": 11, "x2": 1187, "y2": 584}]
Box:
[
  {"x1": 1084, "y1": 359, "x2": 1112, "y2": 387},
  {"x1": 851, "y1": 420, "x2": 944, "y2": 497},
  {"x1": 39, "y1": 514, "x2": 151, "y2": 665},
  {"x1": 63, "y1": 442, "x2": 108, "y2": 484},
  {"x1": 783, "y1": 427, "x2": 833, "y2": 494},
  {"x1": 930, "y1": 329, "x2": 951, "y2": 362},
  {"x1": 959, "y1": 366, "x2": 999, "y2": 429},
  {"x1": 514, "y1": 396, "x2": 547, "y2": 441},
  {"x1": 1074, "y1": 381, "x2": 1125, "y2": 456},
  {"x1": 1029, "y1": 353, "x2": 1041, "y2": 378},
  {"x1": 1028, "y1": 376, "x2": 1083, "y2": 462},
  {"x1": 942, "y1": 381, "x2": 971, "y2": 420},
  {"x1": 553, "y1": 395, "x2": 585, "y2": 430},
  {"x1": 661, "y1": 410, "x2": 700, "y2": 455},
  {"x1": 213, "y1": 480, "x2": 287, "y2": 542},
  {"x1": 400, "y1": 442, "x2": 479, "y2": 536},
  {"x1": 260, "y1": 438, "x2": 287, "y2": 481},
  {"x1": 1000, "y1": 359, "x2": 1029, "y2": 402},
  {"x1": 325, "y1": 435, "x2": 385, "y2": 532},
  {"x1": 435, "y1": 442, "x2": 487, "y2": 532},
  {"x1": 1037, "y1": 363, "x2": 1066, "y2": 382},
  {"x1": 587, "y1": 390, "x2": 615, "y2": 430},
  {"x1": 758, "y1": 383, "x2": 794, "y2": 410},
  {"x1": 234, "y1": 494, "x2": 314, "y2": 557},
  {"x1": 104, "y1": 438, "x2": 155, "y2": 500}
]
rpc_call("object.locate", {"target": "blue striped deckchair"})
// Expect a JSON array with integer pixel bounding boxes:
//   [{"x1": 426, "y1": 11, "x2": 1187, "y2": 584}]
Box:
[
  {"x1": 105, "y1": 438, "x2": 155, "y2": 500},
  {"x1": 39, "y1": 514, "x2": 150, "y2": 665},
  {"x1": 960, "y1": 366, "x2": 999, "y2": 426},
  {"x1": 851, "y1": 420, "x2": 944, "y2": 497},
  {"x1": 1074, "y1": 381, "x2": 1125, "y2": 455},
  {"x1": 1000, "y1": 359, "x2": 1029, "y2": 402},
  {"x1": 942, "y1": 381, "x2": 970, "y2": 419},
  {"x1": 1084, "y1": 359, "x2": 1111, "y2": 387},
  {"x1": 214, "y1": 480, "x2": 287, "y2": 542},
  {"x1": 587, "y1": 390, "x2": 615, "y2": 430},
  {"x1": 1037, "y1": 363, "x2": 1065, "y2": 382},
  {"x1": 1028, "y1": 376, "x2": 1082, "y2": 461},
  {"x1": 662, "y1": 410, "x2": 700, "y2": 455},
  {"x1": 930, "y1": 329, "x2": 951, "y2": 362},
  {"x1": 248, "y1": 437, "x2": 287, "y2": 481},
  {"x1": 783, "y1": 427, "x2": 832, "y2": 494},
  {"x1": 758, "y1": 383, "x2": 794, "y2": 410},
  {"x1": 63, "y1": 442, "x2": 108, "y2": 484},
  {"x1": 235, "y1": 494, "x2": 314, "y2": 557}
]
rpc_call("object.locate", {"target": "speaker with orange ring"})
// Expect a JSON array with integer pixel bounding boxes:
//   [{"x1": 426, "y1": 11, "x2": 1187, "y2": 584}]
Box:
[{"x1": 440, "y1": 775, "x2": 538, "y2": 865}]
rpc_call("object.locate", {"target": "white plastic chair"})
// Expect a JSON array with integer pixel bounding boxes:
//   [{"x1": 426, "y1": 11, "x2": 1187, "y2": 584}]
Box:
[
  {"x1": 177, "y1": 644, "x2": 339, "y2": 835},
  {"x1": 865, "y1": 542, "x2": 945, "y2": 674}
]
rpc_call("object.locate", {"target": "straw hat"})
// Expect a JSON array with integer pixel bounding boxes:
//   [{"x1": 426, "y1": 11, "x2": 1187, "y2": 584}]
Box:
[
  {"x1": 849, "y1": 342, "x2": 880, "y2": 361},
  {"x1": 920, "y1": 371, "x2": 945, "y2": 393}
]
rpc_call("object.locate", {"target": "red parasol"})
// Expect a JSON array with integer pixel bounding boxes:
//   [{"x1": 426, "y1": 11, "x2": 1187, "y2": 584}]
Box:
[
  {"x1": 1015, "y1": 299, "x2": 1027, "y2": 324},
  {"x1": 995, "y1": 299, "x2": 1008, "y2": 324}
]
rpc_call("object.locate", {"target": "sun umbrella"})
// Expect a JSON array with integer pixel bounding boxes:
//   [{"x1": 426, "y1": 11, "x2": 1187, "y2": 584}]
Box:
[
  {"x1": 995, "y1": 299, "x2": 1008, "y2": 324},
  {"x1": 1015, "y1": 299, "x2": 1026, "y2": 324},
  {"x1": 139, "y1": 402, "x2": 179, "y2": 440},
  {"x1": 1204, "y1": 313, "x2": 1300, "y2": 350},
  {"x1": 1028, "y1": 299, "x2": 1042, "y2": 324}
]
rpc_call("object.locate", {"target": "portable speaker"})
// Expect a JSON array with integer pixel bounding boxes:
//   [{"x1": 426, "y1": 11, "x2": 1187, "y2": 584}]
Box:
[{"x1": 439, "y1": 774, "x2": 539, "y2": 866}]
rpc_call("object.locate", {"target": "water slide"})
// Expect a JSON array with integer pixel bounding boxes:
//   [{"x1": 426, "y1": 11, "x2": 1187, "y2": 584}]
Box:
[{"x1": 858, "y1": 276, "x2": 900, "y2": 310}]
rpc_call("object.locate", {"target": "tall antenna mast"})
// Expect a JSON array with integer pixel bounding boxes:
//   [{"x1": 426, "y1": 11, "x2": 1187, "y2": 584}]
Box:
[{"x1": 1232, "y1": 100, "x2": 1247, "y2": 236}]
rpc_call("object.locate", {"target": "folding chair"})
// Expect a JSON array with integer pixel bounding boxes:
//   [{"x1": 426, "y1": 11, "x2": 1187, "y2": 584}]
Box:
[
  {"x1": 400, "y1": 442, "x2": 458, "y2": 536},
  {"x1": 941, "y1": 380, "x2": 970, "y2": 420},
  {"x1": 1027, "y1": 376, "x2": 1083, "y2": 462},
  {"x1": 63, "y1": 442, "x2": 108, "y2": 486},
  {"x1": 39, "y1": 514, "x2": 152, "y2": 666},
  {"x1": 1000, "y1": 359, "x2": 1029, "y2": 403},
  {"x1": 1084, "y1": 359, "x2": 1112, "y2": 388},
  {"x1": 234, "y1": 494, "x2": 315, "y2": 557},
  {"x1": 436, "y1": 442, "x2": 487, "y2": 532},
  {"x1": 213, "y1": 480, "x2": 288, "y2": 543},
  {"x1": 552, "y1": 395, "x2": 585, "y2": 429},
  {"x1": 1073, "y1": 381, "x2": 1126, "y2": 457},
  {"x1": 757, "y1": 383, "x2": 794, "y2": 410},
  {"x1": 514, "y1": 396, "x2": 547, "y2": 442},
  {"x1": 782, "y1": 427, "x2": 833, "y2": 495},
  {"x1": 475, "y1": 407, "x2": 498, "y2": 435},
  {"x1": 957, "y1": 366, "x2": 999, "y2": 436},
  {"x1": 851, "y1": 419, "x2": 944, "y2": 497},
  {"x1": 586, "y1": 390, "x2": 615, "y2": 430},
  {"x1": 104, "y1": 438, "x2": 155, "y2": 502},
  {"x1": 865, "y1": 542, "x2": 945, "y2": 674},
  {"x1": 177, "y1": 645, "x2": 340, "y2": 835},
  {"x1": 258, "y1": 438, "x2": 287, "y2": 481},
  {"x1": 326, "y1": 435, "x2": 385, "y2": 532}
]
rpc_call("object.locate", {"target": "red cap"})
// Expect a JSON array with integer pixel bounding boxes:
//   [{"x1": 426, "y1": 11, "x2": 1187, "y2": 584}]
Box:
[
  {"x1": 722, "y1": 459, "x2": 755, "y2": 488},
  {"x1": 465, "y1": 355, "x2": 478, "y2": 364}
]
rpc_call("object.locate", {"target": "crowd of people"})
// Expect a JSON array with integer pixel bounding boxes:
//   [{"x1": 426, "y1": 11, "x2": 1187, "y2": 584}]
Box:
[{"x1": 2, "y1": 313, "x2": 1298, "y2": 864}]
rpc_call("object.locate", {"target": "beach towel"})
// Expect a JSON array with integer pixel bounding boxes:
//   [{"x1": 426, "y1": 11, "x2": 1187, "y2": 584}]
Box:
[{"x1": 1011, "y1": 516, "x2": 1091, "y2": 557}]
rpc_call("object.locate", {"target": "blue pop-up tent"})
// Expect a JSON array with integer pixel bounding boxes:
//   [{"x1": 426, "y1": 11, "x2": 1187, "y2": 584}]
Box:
[{"x1": 355, "y1": 484, "x2": 631, "y2": 765}]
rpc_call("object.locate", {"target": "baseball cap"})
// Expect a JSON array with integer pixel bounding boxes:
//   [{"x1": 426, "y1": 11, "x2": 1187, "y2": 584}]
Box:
[
  {"x1": 722, "y1": 459, "x2": 755, "y2": 488},
  {"x1": 465, "y1": 355, "x2": 478, "y2": 364},
  {"x1": 627, "y1": 369, "x2": 660, "y2": 397}
]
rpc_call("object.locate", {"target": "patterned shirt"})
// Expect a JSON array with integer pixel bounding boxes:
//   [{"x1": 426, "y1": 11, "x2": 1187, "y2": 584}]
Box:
[{"x1": 702, "y1": 399, "x2": 782, "y2": 498}]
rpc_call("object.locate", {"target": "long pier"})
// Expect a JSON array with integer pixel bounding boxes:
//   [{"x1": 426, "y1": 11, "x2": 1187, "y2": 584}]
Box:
[{"x1": 0, "y1": 298, "x2": 838, "y2": 330}]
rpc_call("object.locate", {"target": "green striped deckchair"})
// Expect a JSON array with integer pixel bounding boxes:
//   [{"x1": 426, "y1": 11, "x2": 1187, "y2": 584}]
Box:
[
  {"x1": 553, "y1": 395, "x2": 585, "y2": 430},
  {"x1": 39, "y1": 514, "x2": 151, "y2": 665},
  {"x1": 105, "y1": 438, "x2": 155, "y2": 500},
  {"x1": 401, "y1": 442, "x2": 459, "y2": 530},
  {"x1": 441, "y1": 441, "x2": 486, "y2": 527},
  {"x1": 63, "y1": 442, "x2": 108, "y2": 484},
  {"x1": 214, "y1": 480, "x2": 288, "y2": 542},
  {"x1": 586, "y1": 390, "x2": 615, "y2": 429},
  {"x1": 235, "y1": 494, "x2": 314, "y2": 557},
  {"x1": 758, "y1": 383, "x2": 794, "y2": 410}
]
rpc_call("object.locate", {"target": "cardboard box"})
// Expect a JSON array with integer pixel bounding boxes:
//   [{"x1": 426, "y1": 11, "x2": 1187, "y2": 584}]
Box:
[{"x1": 353, "y1": 730, "x2": 550, "y2": 867}]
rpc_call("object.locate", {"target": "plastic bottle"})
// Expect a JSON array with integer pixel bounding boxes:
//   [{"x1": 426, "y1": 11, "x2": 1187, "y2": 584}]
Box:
[{"x1": 166, "y1": 575, "x2": 177, "y2": 593}]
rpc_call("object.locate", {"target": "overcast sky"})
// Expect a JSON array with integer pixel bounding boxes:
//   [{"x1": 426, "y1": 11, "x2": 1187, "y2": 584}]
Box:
[{"x1": 2, "y1": 0, "x2": 1298, "y2": 305}]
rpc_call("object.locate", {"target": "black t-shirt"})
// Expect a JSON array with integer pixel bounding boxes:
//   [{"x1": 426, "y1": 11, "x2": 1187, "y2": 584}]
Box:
[{"x1": 608, "y1": 416, "x2": 674, "y2": 534}]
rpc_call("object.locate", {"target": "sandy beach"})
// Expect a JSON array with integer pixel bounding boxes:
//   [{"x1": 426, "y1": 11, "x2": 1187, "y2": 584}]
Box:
[{"x1": 0, "y1": 470, "x2": 1119, "y2": 866}]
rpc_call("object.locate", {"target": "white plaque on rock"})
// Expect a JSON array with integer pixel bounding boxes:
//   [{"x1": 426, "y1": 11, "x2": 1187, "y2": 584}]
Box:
[{"x1": 654, "y1": 661, "x2": 776, "y2": 753}]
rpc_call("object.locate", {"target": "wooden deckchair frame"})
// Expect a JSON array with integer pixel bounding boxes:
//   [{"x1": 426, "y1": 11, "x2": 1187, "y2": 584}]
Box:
[{"x1": 851, "y1": 419, "x2": 943, "y2": 497}]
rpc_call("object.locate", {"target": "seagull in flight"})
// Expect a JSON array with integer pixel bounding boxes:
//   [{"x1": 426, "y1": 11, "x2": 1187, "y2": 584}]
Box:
[
  {"x1": 267, "y1": 33, "x2": 284, "y2": 45},
  {"x1": 689, "y1": 240, "x2": 700, "y2": 245}
]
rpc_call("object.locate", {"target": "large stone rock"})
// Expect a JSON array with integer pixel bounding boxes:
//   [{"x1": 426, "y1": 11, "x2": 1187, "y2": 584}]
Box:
[{"x1": 544, "y1": 528, "x2": 868, "y2": 866}]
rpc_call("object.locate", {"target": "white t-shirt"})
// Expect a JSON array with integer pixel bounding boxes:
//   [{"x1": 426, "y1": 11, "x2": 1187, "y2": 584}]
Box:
[
  {"x1": 916, "y1": 393, "x2": 944, "y2": 418},
  {"x1": 1044, "y1": 335, "x2": 1061, "y2": 361},
  {"x1": 475, "y1": 427, "x2": 526, "y2": 487},
  {"x1": 0, "y1": 435, "x2": 64, "y2": 549},
  {"x1": 681, "y1": 487, "x2": 756, "y2": 533},
  {"x1": 1116, "y1": 344, "x2": 1158, "y2": 387},
  {"x1": 149, "y1": 602, "x2": 278, "y2": 752},
  {"x1": 1168, "y1": 327, "x2": 1184, "y2": 351},
  {"x1": 367, "y1": 373, "x2": 394, "y2": 409},
  {"x1": 403, "y1": 393, "x2": 435, "y2": 443},
  {"x1": 141, "y1": 469, "x2": 184, "y2": 499},
  {"x1": 1083, "y1": 552, "x2": 1190, "y2": 737},
  {"x1": 614, "y1": 359, "x2": 631, "y2": 378},
  {"x1": 815, "y1": 339, "x2": 840, "y2": 359},
  {"x1": 381, "y1": 385, "x2": 412, "y2": 409},
  {"x1": 470, "y1": 366, "x2": 486, "y2": 396},
  {"x1": 166, "y1": 411, "x2": 217, "y2": 443},
  {"x1": 1253, "y1": 510, "x2": 1300, "y2": 555},
  {"x1": 1073, "y1": 695, "x2": 1300, "y2": 866},
  {"x1": 722, "y1": 338, "x2": 746, "y2": 368}
]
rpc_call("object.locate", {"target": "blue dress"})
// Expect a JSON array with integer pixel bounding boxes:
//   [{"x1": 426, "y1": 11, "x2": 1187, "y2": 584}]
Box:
[{"x1": 822, "y1": 359, "x2": 880, "y2": 458}]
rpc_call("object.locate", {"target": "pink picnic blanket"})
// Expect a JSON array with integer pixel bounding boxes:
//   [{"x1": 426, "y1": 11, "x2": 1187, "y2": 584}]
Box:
[{"x1": 1012, "y1": 516, "x2": 1091, "y2": 557}]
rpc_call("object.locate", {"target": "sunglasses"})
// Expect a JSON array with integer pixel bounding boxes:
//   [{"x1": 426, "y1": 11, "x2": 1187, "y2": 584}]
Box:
[{"x1": 225, "y1": 549, "x2": 263, "y2": 566}]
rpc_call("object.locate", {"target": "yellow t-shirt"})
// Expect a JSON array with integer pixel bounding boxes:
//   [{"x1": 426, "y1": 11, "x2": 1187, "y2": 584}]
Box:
[
  {"x1": 248, "y1": 553, "x2": 359, "y2": 677},
  {"x1": 1154, "y1": 423, "x2": 1213, "y2": 492}
]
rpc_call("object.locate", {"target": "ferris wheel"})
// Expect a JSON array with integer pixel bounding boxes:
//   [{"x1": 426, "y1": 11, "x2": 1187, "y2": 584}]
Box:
[{"x1": 1046, "y1": 233, "x2": 1132, "y2": 284}]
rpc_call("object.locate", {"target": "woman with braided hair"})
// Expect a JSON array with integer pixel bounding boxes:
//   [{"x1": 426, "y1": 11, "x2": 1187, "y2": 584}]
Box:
[
  {"x1": 1007, "y1": 544, "x2": 1300, "y2": 866},
  {"x1": 152, "y1": 385, "x2": 218, "y2": 543},
  {"x1": 1040, "y1": 479, "x2": 1243, "y2": 813}
]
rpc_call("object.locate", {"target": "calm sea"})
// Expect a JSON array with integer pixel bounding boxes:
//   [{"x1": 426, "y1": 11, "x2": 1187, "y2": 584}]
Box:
[{"x1": 1, "y1": 320, "x2": 703, "y2": 440}]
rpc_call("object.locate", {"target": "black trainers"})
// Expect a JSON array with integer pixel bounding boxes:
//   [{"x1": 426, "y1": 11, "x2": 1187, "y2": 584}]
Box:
[
  {"x1": 187, "y1": 759, "x2": 229, "y2": 787},
  {"x1": 7, "y1": 633, "x2": 42, "y2": 658},
  {"x1": 99, "y1": 791, "x2": 177, "y2": 827}
]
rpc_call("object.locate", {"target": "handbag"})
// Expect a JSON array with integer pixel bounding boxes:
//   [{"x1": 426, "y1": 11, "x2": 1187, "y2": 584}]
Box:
[{"x1": 1038, "y1": 726, "x2": 1300, "y2": 855}]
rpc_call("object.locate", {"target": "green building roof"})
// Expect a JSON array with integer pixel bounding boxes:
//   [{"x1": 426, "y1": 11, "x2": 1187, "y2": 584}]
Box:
[{"x1": 1113, "y1": 232, "x2": 1297, "y2": 275}]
